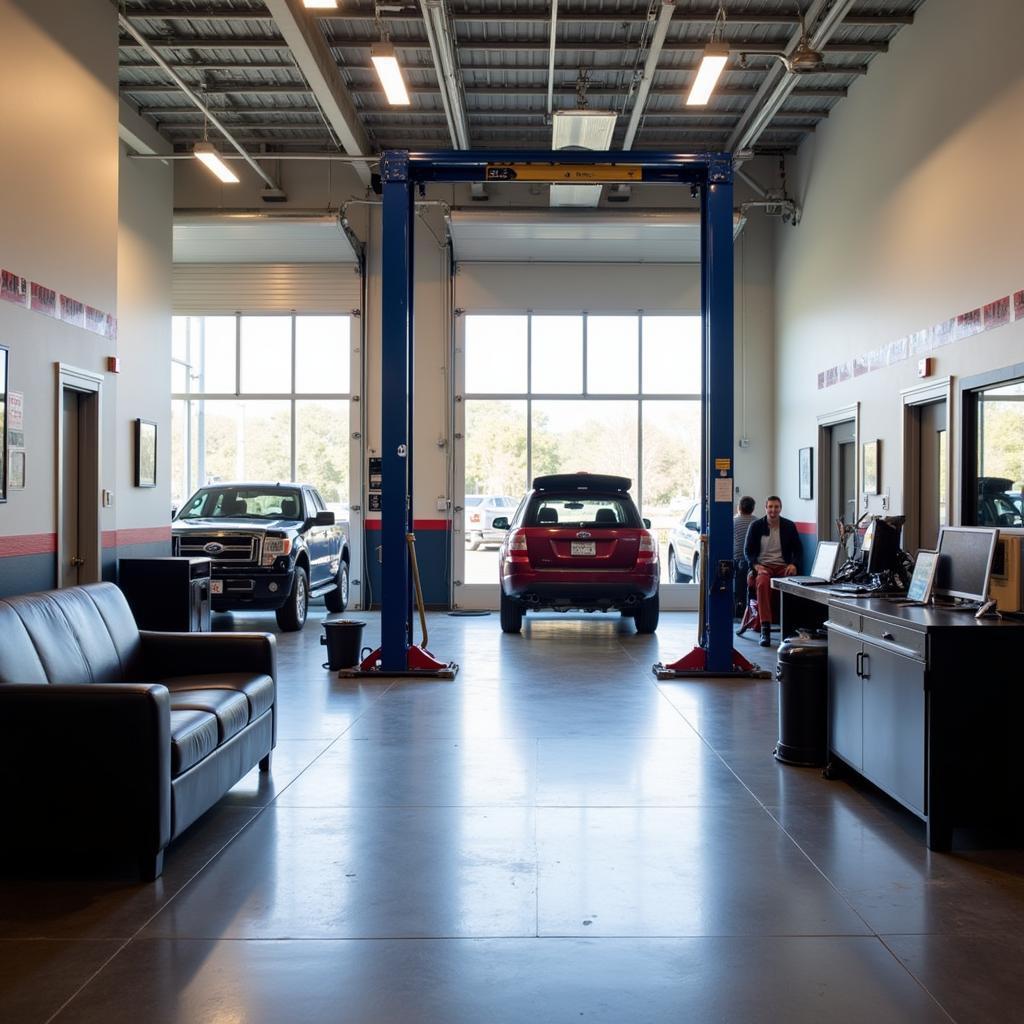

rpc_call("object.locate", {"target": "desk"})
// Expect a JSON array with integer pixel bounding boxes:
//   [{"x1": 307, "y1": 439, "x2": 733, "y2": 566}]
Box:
[
  {"x1": 771, "y1": 580, "x2": 1024, "y2": 850},
  {"x1": 772, "y1": 577, "x2": 831, "y2": 638}
]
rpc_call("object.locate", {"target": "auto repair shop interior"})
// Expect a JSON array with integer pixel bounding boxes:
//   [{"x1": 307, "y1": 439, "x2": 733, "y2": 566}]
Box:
[{"x1": 1, "y1": 1, "x2": 1023, "y2": 1021}]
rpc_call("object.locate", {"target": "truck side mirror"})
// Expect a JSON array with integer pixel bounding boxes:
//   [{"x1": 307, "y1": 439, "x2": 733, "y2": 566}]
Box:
[
  {"x1": 492, "y1": 516, "x2": 509, "y2": 530},
  {"x1": 314, "y1": 510, "x2": 336, "y2": 526}
]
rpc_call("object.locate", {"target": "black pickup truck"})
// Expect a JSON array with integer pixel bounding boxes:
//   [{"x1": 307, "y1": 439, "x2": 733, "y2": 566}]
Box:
[{"x1": 172, "y1": 482, "x2": 350, "y2": 631}]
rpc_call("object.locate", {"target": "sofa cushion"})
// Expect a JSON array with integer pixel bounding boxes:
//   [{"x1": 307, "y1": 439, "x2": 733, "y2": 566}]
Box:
[
  {"x1": 0, "y1": 592, "x2": 92, "y2": 683},
  {"x1": 160, "y1": 673, "x2": 275, "y2": 721},
  {"x1": 170, "y1": 709, "x2": 219, "y2": 776},
  {"x1": 0, "y1": 603, "x2": 48, "y2": 684},
  {"x1": 169, "y1": 689, "x2": 250, "y2": 743}
]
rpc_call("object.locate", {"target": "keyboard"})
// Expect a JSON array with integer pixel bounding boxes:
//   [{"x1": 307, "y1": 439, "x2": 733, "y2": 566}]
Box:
[{"x1": 786, "y1": 576, "x2": 832, "y2": 586}]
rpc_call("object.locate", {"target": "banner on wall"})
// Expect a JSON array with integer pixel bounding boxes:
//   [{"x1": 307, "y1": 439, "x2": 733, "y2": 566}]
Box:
[
  {"x1": 30, "y1": 282, "x2": 57, "y2": 317},
  {"x1": 1, "y1": 269, "x2": 27, "y2": 307}
]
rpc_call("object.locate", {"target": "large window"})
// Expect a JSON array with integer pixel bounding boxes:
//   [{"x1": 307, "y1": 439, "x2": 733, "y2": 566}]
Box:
[
  {"x1": 964, "y1": 372, "x2": 1024, "y2": 528},
  {"x1": 171, "y1": 315, "x2": 351, "y2": 513},
  {"x1": 462, "y1": 313, "x2": 701, "y2": 583}
]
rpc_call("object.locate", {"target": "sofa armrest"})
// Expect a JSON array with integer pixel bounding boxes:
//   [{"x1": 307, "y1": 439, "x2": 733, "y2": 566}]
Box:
[
  {"x1": 0, "y1": 683, "x2": 172, "y2": 861},
  {"x1": 138, "y1": 631, "x2": 277, "y2": 682}
]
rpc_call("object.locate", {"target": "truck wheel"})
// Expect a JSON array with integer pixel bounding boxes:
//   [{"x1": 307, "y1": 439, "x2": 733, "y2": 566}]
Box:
[
  {"x1": 276, "y1": 567, "x2": 308, "y2": 631},
  {"x1": 324, "y1": 560, "x2": 349, "y2": 613},
  {"x1": 634, "y1": 591, "x2": 660, "y2": 634},
  {"x1": 500, "y1": 590, "x2": 523, "y2": 634}
]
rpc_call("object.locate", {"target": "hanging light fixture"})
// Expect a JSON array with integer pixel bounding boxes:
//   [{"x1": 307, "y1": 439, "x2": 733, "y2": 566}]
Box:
[
  {"x1": 371, "y1": 42, "x2": 410, "y2": 105},
  {"x1": 192, "y1": 105, "x2": 238, "y2": 183},
  {"x1": 686, "y1": 5, "x2": 728, "y2": 107},
  {"x1": 193, "y1": 141, "x2": 240, "y2": 183},
  {"x1": 303, "y1": 0, "x2": 339, "y2": 9}
]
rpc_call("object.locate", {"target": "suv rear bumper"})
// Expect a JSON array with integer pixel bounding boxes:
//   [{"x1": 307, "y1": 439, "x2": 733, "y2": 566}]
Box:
[{"x1": 501, "y1": 568, "x2": 658, "y2": 610}]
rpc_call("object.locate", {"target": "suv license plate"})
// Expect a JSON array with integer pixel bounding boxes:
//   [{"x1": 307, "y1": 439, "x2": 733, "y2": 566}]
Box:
[
  {"x1": 210, "y1": 580, "x2": 224, "y2": 594},
  {"x1": 570, "y1": 542, "x2": 596, "y2": 556}
]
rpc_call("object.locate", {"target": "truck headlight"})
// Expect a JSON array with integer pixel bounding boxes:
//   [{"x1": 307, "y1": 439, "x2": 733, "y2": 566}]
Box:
[{"x1": 262, "y1": 537, "x2": 292, "y2": 566}]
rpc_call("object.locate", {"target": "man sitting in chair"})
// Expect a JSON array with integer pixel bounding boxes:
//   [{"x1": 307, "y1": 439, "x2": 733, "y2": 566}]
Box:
[{"x1": 744, "y1": 495, "x2": 801, "y2": 646}]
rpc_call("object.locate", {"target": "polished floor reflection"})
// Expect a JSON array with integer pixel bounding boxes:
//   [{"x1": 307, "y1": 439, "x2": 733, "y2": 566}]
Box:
[{"x1": 3, "y1": 608, "x2": 1023, "y2": 1023}]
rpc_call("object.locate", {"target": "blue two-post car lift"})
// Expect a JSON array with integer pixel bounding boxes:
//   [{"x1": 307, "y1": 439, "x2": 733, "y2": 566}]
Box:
[{"x1": 354, "y1": 147, "x2": 763, "y2": 679}]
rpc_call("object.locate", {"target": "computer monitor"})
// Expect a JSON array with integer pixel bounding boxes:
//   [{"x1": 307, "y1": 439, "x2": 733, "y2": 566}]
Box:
[
  {"x1": 861, "y1": 519, "x2": 900, "y2": 575},
  {"x1": 933, "y1": 526, "x2": 999, "y2": 603},
  {"x1": 810, "y1": 540, "x2": 841, "y2": 580}
]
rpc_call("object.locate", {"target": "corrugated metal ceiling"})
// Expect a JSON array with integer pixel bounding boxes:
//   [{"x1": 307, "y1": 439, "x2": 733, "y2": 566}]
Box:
[{"x1": 120, "y1": 0, "x2": 924, "y2": 155}]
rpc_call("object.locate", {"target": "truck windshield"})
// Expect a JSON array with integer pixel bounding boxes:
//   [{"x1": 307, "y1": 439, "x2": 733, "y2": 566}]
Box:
[{"x1": 178, "y1": 487, "x2": 304, "y2": 521}]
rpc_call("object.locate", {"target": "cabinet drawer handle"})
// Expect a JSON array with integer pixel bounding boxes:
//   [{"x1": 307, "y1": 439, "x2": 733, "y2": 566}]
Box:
[
  {"x1": 882, "y1": 632, "x2": 895, "y2": 641},
  {"x1": 856, "y1": 651, "x2": 863, "y2": 677},
  {"x1": 861, "y1": 652, "x2": 870, "y2": 679}
]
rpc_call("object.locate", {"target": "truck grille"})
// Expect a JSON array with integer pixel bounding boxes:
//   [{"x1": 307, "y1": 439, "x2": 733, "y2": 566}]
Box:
[{"x1": 175, "y1": 533, "x2": 261, "y2": 565}]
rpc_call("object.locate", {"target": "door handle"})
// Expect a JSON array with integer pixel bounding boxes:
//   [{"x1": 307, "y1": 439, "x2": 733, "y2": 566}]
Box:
[
  {"x1": 861, "y1": 652, "x2": 870, "y2": 679},
  {"x1": 855, "y1": 651, "x2": 863, "y2": 677},
  {"x1": 70, "y1": 556, "x2": 85, "y2": 567}
]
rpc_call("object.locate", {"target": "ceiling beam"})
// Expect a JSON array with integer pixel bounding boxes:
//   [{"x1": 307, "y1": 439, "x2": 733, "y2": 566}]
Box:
[
  {"x1": 119, "y1": 57, "x2": 870, "y2": 76},
  {"x1": 119, "y1": 34, "x2": 890, "y2": 55},
  {"x1": 261, "y1": 0, "x2": 373, "y2": 184},
  {"x1": 622, "y1": 0, "x2": 676, "y2": 151},
  {"x1": 122, "y1": 5, "x2": 913, "y2": 27}
]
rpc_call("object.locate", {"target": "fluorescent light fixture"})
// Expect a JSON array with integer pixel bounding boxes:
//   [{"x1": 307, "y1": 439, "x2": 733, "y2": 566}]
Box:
[
  {"x1": 193, "y1": 141, "x2": 239, "y2": 184},
  {"x1": 303, "y1": 0, "x2": 339, "y2": 8},
  {"x1": 686, "y1": 42, "x2": 729, "y2": 106},
  {"x1": 549, "y1": 184, "x2": 603, "y2": 208},
  {"x1": 551, "y1": 110, "x2": 617, "y2": 151},
  {"x1": 371, "y1": 42, "x2": 410, "y2": 106}
]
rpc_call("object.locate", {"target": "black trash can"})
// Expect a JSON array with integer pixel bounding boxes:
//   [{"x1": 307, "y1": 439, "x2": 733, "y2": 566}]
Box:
[
  {"x1": 774, "y1": 631, "x2": 829, "y2": 766},
  {"x1": 321, "y1": 616, "x2": 366, "y2": 670}
]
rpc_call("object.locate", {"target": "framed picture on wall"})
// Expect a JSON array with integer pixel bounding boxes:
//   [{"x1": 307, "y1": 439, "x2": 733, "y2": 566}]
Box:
[
  {"x1": 798, "y1": 446, "x2": 813, "y2": 500},
  {"x1": 863, "y1": 439, "x2": 880, "y2": 495},
  {"x1": 135, "y1": 418, "x2": 157, "y2": 488}
]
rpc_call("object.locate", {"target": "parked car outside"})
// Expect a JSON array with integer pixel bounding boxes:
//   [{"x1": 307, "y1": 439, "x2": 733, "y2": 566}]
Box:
[
  {"x1": 667, "y1": 502, "x2": 701, "y2": 582},
  {"x1": 172, "y1": 482, "x2": 350, "y2": 631},
  {"x1": 494, "y1": 473, "x2": 660, "y2": 634},
  {"x1": 465, "y1": 494, "x2": 520, "y2": 549},
  {"x1": 978, "y1": 476, "x2": 1024, "y2": 527}
]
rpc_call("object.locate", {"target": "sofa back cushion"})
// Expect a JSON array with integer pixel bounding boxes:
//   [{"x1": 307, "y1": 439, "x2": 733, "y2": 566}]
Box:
[{"x1": 0, "y1": 583, "x2": 142, "y2": 685}]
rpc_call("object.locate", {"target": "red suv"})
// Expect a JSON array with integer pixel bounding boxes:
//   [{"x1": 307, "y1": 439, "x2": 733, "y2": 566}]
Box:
[{"x1": 493, "y1": 473, "x2": 660, "y2": 634}]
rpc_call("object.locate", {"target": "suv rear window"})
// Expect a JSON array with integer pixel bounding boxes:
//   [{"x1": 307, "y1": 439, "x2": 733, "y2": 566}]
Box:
[{"x1": 523, "y1": 493, "x2": 640, "y2": 528}]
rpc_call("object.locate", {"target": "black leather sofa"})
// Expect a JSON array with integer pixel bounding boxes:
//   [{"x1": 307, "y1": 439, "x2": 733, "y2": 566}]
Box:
[{"x1": 0, "y1": 582, "x2": 276, "y2": 880}]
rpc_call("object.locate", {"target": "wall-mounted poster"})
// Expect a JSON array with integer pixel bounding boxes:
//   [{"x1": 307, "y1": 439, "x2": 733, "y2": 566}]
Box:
[
  {"x1": 8, "y1": 449, "x2": 25, "y2": 490},
  {"x1": 0, "y1": 345, "x2": 7, "y2": 502},
  {"x1": 135, "y1": 418, "x2": 157, "y2": 488},
  {"x1": 863, "y1": 439, "x2": 880, "y2": 495},
  {"x1": 798, "y1": 447, "x2": 813, "y2": 500}
]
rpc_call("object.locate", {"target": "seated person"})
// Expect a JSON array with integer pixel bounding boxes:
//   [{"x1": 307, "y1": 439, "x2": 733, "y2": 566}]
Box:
[
  {"x1": 744, "y1": 495, "x2": 801, "y2": 646},
  {"x1": 733, "y1": 496, "x2": 756, "y2": 615}
]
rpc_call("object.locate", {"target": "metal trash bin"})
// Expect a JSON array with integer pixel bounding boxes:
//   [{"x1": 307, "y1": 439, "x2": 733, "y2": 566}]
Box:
[
  {"x1": 774, "y1": 631, "x2": 829, "y2": 766},
  {"x1": 321, "y1": 617, "x2": 366, "y2": 670}
]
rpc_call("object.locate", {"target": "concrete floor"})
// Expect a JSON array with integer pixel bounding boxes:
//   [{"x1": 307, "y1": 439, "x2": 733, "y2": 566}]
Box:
[{"x1": 3, "y1": 609, "x2": 1023, "y2": 1023}]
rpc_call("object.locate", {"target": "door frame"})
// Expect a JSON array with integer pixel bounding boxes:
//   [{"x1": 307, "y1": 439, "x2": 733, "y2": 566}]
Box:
[
  {"x1": 816, "y1": 403, "x2": 860, "y2": 541},
  {"x1": 56, "y1": 363, "x2": 103, "y2": 587},
  {"x1": 901, "y1": 376, "x2": 953, "y2": 552}
]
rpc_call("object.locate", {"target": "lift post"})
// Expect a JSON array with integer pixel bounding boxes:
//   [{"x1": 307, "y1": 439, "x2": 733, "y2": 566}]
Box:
[{"x1": 364, "y1": 148, "x2": 750, "y2": 678}]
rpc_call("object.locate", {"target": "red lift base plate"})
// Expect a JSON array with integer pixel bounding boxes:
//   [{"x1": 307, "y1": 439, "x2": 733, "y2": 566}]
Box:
[
  {"x1": 652, "y1": 645, "x2": 771, "y2": 680},
  {"x1": 337, "y1": 644, "x2": 460, "y2": 680}
]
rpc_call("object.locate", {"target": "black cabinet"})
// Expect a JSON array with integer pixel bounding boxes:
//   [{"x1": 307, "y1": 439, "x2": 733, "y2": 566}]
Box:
[{"x1": 118, "y1": 557, "x2": 212, "y2": 632}]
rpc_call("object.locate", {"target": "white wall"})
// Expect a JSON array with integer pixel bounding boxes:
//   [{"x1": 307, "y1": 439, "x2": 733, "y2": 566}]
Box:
[
  {"x1": 774, "y1": 0, "x2": 1024, "y2": 526},
  {"x1": 117, "y1": 139, "x2": 173, "y2": 536}
]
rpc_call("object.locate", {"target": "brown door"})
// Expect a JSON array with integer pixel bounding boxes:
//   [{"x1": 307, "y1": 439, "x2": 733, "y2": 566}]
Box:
[
  {"x1": 61, "y1": 389, "x2": 83, "y2": 587},
  {"x1": 917, "y1": 401, "x2": 948, "y2": 552}
]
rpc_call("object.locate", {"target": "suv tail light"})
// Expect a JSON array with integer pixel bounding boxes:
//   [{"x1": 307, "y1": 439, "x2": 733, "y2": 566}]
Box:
[
  {"x1": 506, "y1": 529, "x2": 529, "y2": 564},
  {"x1": 637, "y1": 532, "x2": 657, "y2": 562}
]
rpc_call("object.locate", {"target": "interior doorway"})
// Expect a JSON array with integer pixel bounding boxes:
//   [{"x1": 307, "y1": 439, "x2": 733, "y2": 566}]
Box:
[
  {"x1": 902, "y1": 379, "x2": 952, "y2": 554},
  {"x1": 57, "y1": 365, "x2": 102, "y2": 588},
  {"x1": 816, "y1": 405, "x2": 859, "y2": 552}
]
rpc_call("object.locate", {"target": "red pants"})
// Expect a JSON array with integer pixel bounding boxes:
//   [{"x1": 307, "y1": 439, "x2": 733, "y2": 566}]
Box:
[{"x1": 754, "y1": 565, "x2": 788, "y2": 624}]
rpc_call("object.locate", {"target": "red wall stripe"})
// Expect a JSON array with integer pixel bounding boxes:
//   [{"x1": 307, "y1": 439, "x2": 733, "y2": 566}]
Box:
[
  {"x1": 795, "y1": 521, "x2": 817, "y2": 535},
  {"x1": 0, "y1": 533, "x2": 57, "y2": 557},
  {"x1": 0, "y1": 528, "x2": 170, "y2": 557},
  {"x1": 364, "y1": 519, "x2": 450, "y2": 532}
]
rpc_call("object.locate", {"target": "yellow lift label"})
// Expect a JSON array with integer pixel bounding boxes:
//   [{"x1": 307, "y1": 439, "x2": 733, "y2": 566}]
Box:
[{"x1": 485, "y1": 164, "x2": 643, "y2": 183}]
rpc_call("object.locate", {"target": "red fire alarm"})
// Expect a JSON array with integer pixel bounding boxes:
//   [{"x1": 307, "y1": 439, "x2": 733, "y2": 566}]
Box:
[
  {"x1": 917, "y1": 357, "x2": 932, "y2": 379},
  {"x1": 107, "y1": 356, "x2": 121, "y2": 374}
]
